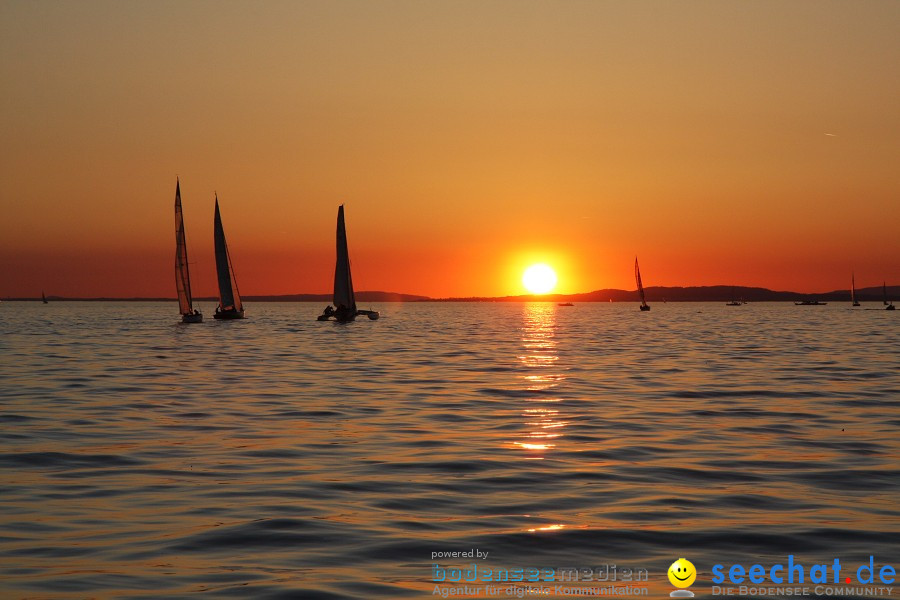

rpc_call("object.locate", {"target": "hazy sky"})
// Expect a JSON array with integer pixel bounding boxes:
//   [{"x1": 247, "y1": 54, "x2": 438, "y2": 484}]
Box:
[{"x1": 2, "y1": 0, "x2": 898, "y2": 297}]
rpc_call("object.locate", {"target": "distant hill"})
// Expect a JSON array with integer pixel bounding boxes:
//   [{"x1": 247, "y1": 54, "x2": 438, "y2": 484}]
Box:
[{"x1": 424, "y1": 285, "x2": 900, "y2": 303}]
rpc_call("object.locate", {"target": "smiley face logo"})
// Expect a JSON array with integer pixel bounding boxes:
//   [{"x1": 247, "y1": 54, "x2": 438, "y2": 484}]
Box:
[{"x1": 668, "y1": 558, "x2": 696, "y2": 588}]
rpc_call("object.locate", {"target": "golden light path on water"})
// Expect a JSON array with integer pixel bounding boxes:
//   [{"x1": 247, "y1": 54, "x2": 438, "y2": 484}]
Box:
[{"x1": 515, "y1": 304, "x2": 567, "y2": 456}]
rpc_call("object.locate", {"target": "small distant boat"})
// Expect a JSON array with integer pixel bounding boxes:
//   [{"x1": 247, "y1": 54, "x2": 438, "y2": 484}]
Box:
[
  {"x1": 318, "y1": 205, "x2": 379, "y2": 322},
  {"x1": 174, "y1": 179, "x2": 202, "y2": 323},
  {"x1": 851, "y1": 273, "x2": 860, "y2": 307},
  {"x1": 726, "y1": 287, "x2": 742, "y2": 306},
  {"x1": 884, "y1": 282, "x2": 895, "y2": 310},
  {"x1": 635, "y1": 256, "x2": 650, "y2": 311},
  {"x1": 212, "y1": 196, "x2": 245, "y2": 320},
  {"x1": 41, "y1": 291, "x2": 48, "y2": 304},
  {"x1": 795, "y1": 300, "x2": 827, "y2": 306},
  {"x1": 558, "y1": 302, "x2": 574, "y2": 307}
]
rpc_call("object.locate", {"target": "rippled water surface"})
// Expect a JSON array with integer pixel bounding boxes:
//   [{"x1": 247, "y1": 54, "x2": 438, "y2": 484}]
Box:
[{"x1": 1, "y1": 302, "x2": 898, "y2": 599}]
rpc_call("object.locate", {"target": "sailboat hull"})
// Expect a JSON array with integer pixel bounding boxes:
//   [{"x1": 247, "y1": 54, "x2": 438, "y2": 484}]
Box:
[
  {"x1": 319, "y1": 310, "x2": 379, "y2": 322},
  {"x1": 639, "y1": 305, "x2": 651, "y2": 311},
  {"x1": 181, "y1": 313, "x2": 203, "y2": 323},
  {"x1": 214, "y1": 309, "x2": 245, "y2": 320}
]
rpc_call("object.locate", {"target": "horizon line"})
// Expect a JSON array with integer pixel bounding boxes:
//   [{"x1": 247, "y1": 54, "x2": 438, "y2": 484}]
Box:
[{"x1": 7, "y1": 283, "x2": 897, "y2": 302}]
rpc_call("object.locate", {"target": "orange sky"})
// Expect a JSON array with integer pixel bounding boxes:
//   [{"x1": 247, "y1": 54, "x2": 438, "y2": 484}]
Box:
[{"x1": 1, "y1": 1, "x2": 898, "y2": 298}]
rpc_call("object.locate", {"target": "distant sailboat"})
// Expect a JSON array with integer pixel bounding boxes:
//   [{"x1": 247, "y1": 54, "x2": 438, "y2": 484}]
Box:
[
  {"x1": 41, "y1": 291, "x2": 48, "y2": 304},
  {"x1": 884, "y1": 282, "x2": 895, "y2": 310},
  {"x1": 318, "y1": 205, "x2": 378, "y2": 322},
  {"x1": 212, "y1": 196, "x2": 245, "y2": 319},
  {"x1": 851, "y1": 273, "x2": 860, "y2": 307},
  {"x1": 726, "y1": 287, "x2": 742, "y2": 306},
  {"x1": 635, "y1": 256, "x2": 650, "y2": 311},
  {"x1": 175, "y1": 179, "x2": 202, "y2": 323}
]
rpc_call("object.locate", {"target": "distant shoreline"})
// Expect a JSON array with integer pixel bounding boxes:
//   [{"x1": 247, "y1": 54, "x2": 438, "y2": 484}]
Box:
[{"x1": 6, "y1": 285, "x2": 896, "y2": 303}]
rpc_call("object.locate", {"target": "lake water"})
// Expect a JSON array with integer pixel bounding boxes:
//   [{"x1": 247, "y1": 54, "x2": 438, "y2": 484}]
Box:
[{"x1": 1, "y1": 302, "x2": 898, "y2": 599}]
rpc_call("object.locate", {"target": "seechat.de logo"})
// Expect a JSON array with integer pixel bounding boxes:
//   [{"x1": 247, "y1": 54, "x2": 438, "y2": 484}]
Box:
[{"x1": 711, "y1": 556, "x2": 896, "y2": 586}]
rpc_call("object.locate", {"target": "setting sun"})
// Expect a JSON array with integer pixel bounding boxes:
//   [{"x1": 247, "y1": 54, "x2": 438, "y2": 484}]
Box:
[{"x1": 522, "y1": 264, "x2": 558, "y2": 295}]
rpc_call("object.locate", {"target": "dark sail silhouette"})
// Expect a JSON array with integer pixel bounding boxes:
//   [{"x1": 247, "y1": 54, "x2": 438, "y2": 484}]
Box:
[
  {"x1": 851, "y1": 273, "x2": 859, "y2": 307},
  {"x1": 333, "y1": 204, "x2": 356, "y2": 321},
  {"x1": 213, "y1": 196, "x2": 245, "y2": 319},
  {"x1": 318, "y1": 205, "x2": 379, "y2": 322},
  {"x1": 635, "y1": 257, "x2": 650, "y2": 311},
  {"x1": 175, "y1": 179, "x2": 202, "y2": 322},
  {"x1": 41, "y1": 291, "x2": 48, "y2": 304},
  {"x1": 885, "y1": 281, "x2": 895, "y2": 310}
]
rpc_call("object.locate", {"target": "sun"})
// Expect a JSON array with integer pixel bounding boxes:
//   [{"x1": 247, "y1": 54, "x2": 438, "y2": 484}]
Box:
[{"x1": 522, "y1": 264, "x2": 558, "y2": 294}]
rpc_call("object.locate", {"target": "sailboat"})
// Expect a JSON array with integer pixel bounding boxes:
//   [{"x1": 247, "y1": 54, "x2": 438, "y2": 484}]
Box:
[
  {"x1": 41, "y1": 291, "x2": 48, "y2": 304},
  {"x1": 635, "y1": 256, "x2": 650, "y2": 311},
  {"x1": 851, "y1": 273, "x2": 860, "y2": 307},
  {"x1": 318, "y1": 205, "x2": 379, "y2": 322},
  {"x1": 212, "y1": 196, "x2": 245, "y2": 319},
  {"x1": 726, "y1": 287, "x2": 742, "y2": 306},
  {"x1": 884, "y1": 282, "x2": 895, "y2": 311},
  {"x1": 175, "y1": 179, "x2": 202, "y2": 323}
]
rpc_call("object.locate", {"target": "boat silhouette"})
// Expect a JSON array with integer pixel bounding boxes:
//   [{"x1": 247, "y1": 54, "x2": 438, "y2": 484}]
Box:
[
  {"x1": 635, "y1": 257, "x2": 650, "y2": 311},
  {"x1": 174, "y1": 179, "x2": 202, "y2": 323},
  {"x1": 212, "y1": 196, "x2": 245, "y2": 320},
  {"x1": 318, "y1": 205, "x2": 379, "y2": 322}
]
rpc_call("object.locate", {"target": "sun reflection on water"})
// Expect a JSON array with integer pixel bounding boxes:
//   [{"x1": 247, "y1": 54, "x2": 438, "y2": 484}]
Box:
[
  {"x1": 527, "y1": 524, "x2": 567, "y2": 533},
  {"x1": 512, "y1": 303, "x2": 568, "y2": 455}
]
